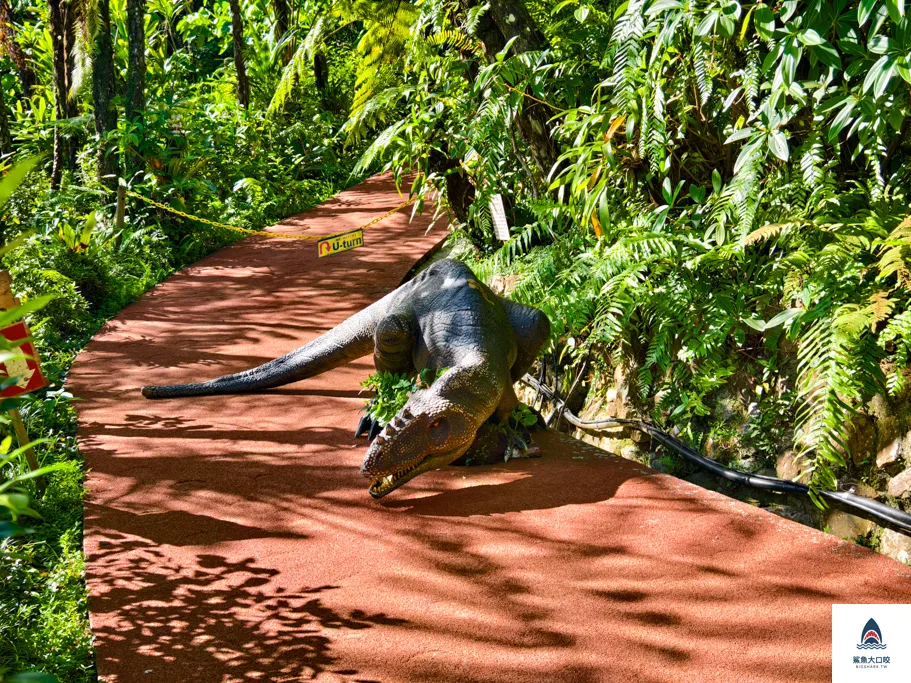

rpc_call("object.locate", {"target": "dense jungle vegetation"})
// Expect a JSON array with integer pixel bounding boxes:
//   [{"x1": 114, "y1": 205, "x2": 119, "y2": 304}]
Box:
[{"x1": 0, "y1": 0, "x2": 910, "y2": 678}]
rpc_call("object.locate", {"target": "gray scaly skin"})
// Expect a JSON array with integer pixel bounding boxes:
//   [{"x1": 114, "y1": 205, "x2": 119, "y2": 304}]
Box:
[{"x1": 142, "y1": 259, "x2": 551, "y2": 498}]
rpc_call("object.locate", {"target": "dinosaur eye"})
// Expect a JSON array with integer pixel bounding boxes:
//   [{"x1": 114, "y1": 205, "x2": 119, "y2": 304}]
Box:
[{"x1": 427, "y1": 417, "x2": 450, "y2": 446}]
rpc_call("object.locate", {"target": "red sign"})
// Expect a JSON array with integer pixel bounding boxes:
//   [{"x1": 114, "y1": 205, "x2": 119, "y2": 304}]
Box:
[{"x1": 0, "y1": 321, "x2": 47, "y2": 398}]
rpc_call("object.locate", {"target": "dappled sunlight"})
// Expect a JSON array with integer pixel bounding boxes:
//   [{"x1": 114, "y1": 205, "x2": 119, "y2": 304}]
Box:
[{"x1": 71, "y1": 176, "x2": 911, "y2": 683}]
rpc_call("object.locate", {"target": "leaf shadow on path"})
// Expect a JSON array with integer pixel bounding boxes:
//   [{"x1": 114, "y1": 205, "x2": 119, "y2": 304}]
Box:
[{"x1": 87, "y1": 528, "x2": 407, "y2": 682}]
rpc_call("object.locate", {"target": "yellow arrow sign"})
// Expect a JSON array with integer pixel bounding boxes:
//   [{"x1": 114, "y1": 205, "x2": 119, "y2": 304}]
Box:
[{"x1": 317, "y1": 229, "x2": 364, "y2": 258}]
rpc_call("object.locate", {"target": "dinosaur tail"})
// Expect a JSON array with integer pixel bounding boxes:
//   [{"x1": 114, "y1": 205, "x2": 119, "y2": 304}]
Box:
[{"x1": 142, "y1": 306, "x2": 378, "y2": 399}]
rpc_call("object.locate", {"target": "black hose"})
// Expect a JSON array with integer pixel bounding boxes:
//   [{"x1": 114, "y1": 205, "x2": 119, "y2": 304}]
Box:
[{"x1": 521, "y1": 373, "x2": 911, "y2": 536}]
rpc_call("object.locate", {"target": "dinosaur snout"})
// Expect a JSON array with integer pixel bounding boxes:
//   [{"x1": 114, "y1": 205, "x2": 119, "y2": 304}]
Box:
[
  {"x1": 360, "y1": 452, "x2": 379, "y2": 478},
  {"x1": 360, "y1": 441, "x2": 381, "y2": 477},
  {"x1": 359, "y1": 421, "x2": 398, "y2": 477}
]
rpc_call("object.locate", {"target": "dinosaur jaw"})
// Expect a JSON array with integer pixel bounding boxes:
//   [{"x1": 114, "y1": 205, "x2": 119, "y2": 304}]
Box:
[
  {"x1": 367, "y1": 446, "x2": 470, "y2": 499},
  {"x1": 368, "y1": 461, "x2": 426, "y2": 498}
]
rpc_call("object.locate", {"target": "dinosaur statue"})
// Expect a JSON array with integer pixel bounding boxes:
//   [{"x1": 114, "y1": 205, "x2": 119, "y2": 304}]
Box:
[{"x1": 142, "y1": 259, "x2": 551, "y2": 498}]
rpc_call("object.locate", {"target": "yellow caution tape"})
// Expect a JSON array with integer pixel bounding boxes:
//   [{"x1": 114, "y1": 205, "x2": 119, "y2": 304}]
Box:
[{"x1": 126, "y1": 190, "x2": 415, "y2": 241}]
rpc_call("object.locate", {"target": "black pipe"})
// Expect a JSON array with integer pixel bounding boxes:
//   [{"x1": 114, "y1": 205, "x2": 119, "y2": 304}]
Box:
[{"x1": 521, "y1": 374, "x2": 911, "y2": 536}]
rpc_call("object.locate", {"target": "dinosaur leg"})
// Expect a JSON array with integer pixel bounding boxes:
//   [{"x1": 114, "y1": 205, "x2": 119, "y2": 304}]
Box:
[
  {"x1": 373, "y1": 310, "x2": 416, "y2": 375},
  {"x1": 498, "y1": 298, "x2": 551, "y2": 458},
  {"x1": 499, "y1": 297, "x2": 551, "y2": 382},
  {"x1": 357, "y1": 310, "x2": 417, "y2": 439},
  {"x1": 495, "y1": 381, "x2": 519, "y2": 422},
  {"x1": 450, "y1": 416, "x2": 541, "y2": 466},
  {"x1": 417, "y1": 295, "x2": 552, "y2": 463}
]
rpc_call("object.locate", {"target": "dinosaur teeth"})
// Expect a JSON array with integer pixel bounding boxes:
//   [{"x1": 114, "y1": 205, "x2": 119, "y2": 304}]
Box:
[{"x1": 370, "y1": 463, "x2": 422, "y2": 495}]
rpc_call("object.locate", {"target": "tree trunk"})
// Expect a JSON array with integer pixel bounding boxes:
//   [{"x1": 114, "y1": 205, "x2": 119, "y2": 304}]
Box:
[
  {"x1": 466, "y1": 0, "x2": 559, "y2": 178},
  {"x1": 488, "y1": 3, "x2": 558, "y2": 177},
  {"x1": 0, "y1": 85, "x2": 12, "y2": 155},
  {"x1": 125, "y1": 0, "x2": 146, "y2": 175},
  {"x1": 63, "y1": 0, "x2": 78, "y2": 170},
  {"x1": 314, "y1": 51, "x2": 328, "y2": 93},
  {"x1": 48, "y1": 0, "x2": 67, "y2": 188},
  {"x1": 125, "y1": 0, "x2": 146, "y2": 120},
  {"x1": 0, "y1": 0, "x2": 36, "y2": 96},
  {"x1": 429, "y1": 147, "x2": 475, "y2": 227},
  {"x1": 509, "y1": 93, "x2": 557, "y2": 177},
  {"x1": 487, "y1": 1, "x2": 546, "y2": 53},
  {"x1": 229, "y1": 0, "x2": 250, "y2": 108},
  {"x1": 92, "y1": 0, "x2": 118, "y2": 188},
  {"x1": 270, "y1": 0, "x2": 292, "y2": 65},
  {"x1": 467, "y1": 3, "x2": 506, "y2": 65}
]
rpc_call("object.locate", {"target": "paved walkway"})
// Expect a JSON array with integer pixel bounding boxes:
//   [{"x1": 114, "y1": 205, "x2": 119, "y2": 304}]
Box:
[{"x1": 72, "y1": 175, "x2": 911, "y2": 683}]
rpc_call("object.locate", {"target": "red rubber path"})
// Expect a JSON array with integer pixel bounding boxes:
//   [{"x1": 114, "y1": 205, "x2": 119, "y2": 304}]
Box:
[{"x1": 71, "y1": 175, "x2": 911, "y2": 683}]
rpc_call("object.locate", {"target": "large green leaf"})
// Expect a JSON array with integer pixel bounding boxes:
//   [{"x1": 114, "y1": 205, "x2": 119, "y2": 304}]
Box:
[
  {"x1": 826, "y1": 97, "x2": 858, "y2": 141},
  {"x1": 645, "y1": 0, "x2": 683, "y2": 14},
  {"x1": 7, "y1": 673, "x2": 61, "y2": 683},
  {"x1": 754, "y1": 4, "x2": 775, "y2": 39},
  {"x1": 858, "y1": 0, "x2": 879, "y2": 26},
  {"x1": 781, "y1": 42, "x2": 802, "y2": 84},
  {"x1": 885, "y1": 0, "x2": 905, "y2": 23},
  {"x1": 799, "y1": 28, "x2": 824, "y2": 45},
  {"x1": 0, "y1": 156, "x2": 44, "y2": 208},
  {"x1": 768, "y1": 130, "x2": 790, "y2": 161},
  {"x1": 863, "y1": 54, "x2": 895, "y2": 95},
  {"x1": 813, "y1": 42, "x2": 843, "y2": 69}
]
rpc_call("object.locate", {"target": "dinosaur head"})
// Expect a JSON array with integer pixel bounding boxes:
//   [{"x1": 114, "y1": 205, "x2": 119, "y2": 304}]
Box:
[{"x1": 360, "y1": 369, "x2": 489, "y2": 498}]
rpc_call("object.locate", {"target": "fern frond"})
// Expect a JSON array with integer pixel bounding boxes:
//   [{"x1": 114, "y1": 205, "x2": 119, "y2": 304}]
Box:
[
  {"x1": 865, "y1": 291, "x2": 895, "y2": 328},
  {"x1": 269, "y1": 13, "x2": 332, "y2": 114},
  {"x1": 464, "y1": 2, "x2": 489, "y2": 35},
  {"x1": 692, "y1": 40, "x2": 712, "y2": 107},
  {"x1": 880, "y1": 308, "x2": 911, "y2": 394},
  {"x1": 349, "y1": 1, "x2": 419, "y2": 126},
  {"x1": 744, "y1": 222, "x2": 796, "y2": 245},
  {"x1": 352, "y1": 119, "x2": 407, "y2": 176},
  {"x1": 798, "y1": 131, "x2": 824, "y2": 191},
  {"x1": 427, "y1": 29, "x2": 482, "y2": 57},
  {"x1": 796, "y1": 312, "x2": 885, "y2": 496},
  {"x1": 607, "y1": 0, "x2": 646, "y2": 112},
  {"x1": 743, "y1": 40, "x2": 759, "y2": 115},
  {"x1": 877, "y1": 216, "x2": 911, "y2": 288}
]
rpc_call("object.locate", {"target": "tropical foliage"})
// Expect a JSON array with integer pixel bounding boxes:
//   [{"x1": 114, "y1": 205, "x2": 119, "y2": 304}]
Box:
[{"x1": 360, "y1": 367, "x2": 441, "y2": 427}]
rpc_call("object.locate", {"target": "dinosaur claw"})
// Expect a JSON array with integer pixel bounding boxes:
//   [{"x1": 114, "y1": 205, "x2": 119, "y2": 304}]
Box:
[
  {"x1": 504, "y1": 428, "x2": 540, "y2": 463},
  {"x1": 355, "y1": 415, "x2": 373, "y2": 438}
]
